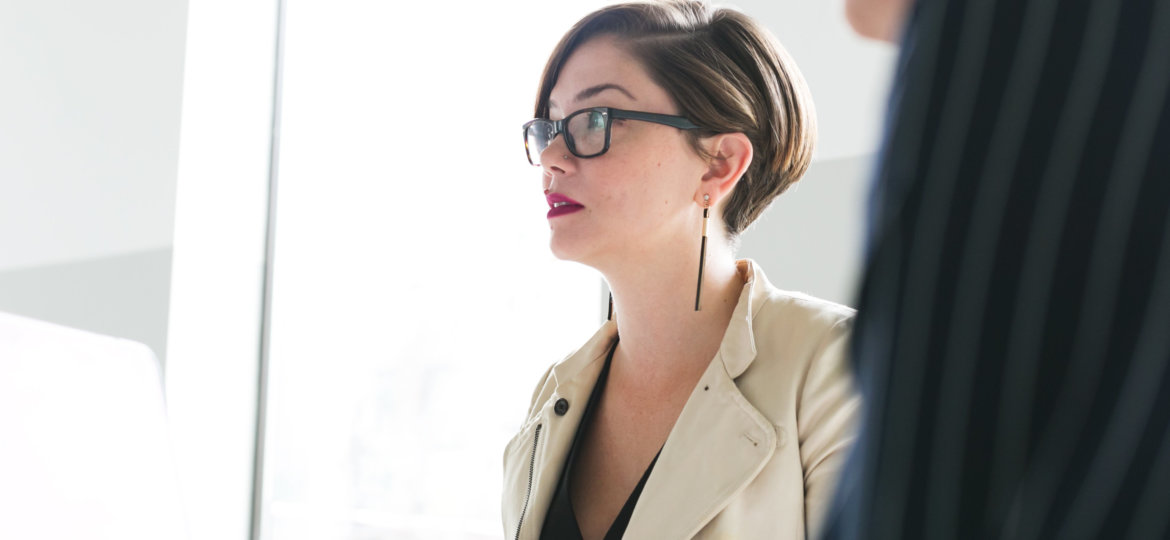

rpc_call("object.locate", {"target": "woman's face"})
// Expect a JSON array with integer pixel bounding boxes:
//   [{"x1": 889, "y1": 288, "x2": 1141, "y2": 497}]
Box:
[{"x1": 541, "y1": 36, "x2": 708, "y2": 268}]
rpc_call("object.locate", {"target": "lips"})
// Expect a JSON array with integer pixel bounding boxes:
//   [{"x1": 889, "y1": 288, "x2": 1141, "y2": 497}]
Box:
[{"x1": 546, "y1": 192, "x2": 584, "y2": 218}]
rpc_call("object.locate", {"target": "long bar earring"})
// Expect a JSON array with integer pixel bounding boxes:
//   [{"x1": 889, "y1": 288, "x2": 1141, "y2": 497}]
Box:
[
  {"x1": 695, "y1": 194, "x2": 710, "y2": 311},
  {"x1": 607, "y1": 292, "x2": 614, "y2": 321}
]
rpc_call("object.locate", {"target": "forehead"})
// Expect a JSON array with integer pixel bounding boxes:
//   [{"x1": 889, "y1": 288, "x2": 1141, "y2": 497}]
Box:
[{"x1": 548, "y1": 36, "x2": 676, "y2": 115}]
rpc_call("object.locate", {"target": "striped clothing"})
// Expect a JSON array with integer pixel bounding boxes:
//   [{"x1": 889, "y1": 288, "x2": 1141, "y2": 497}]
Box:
[{"x1": 826, "y1": 0, "x2": 1170, "y2": 538}]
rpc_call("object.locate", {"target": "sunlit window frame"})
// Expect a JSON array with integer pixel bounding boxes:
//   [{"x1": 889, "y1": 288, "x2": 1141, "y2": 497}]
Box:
[{"x1": 166, "y1": 1, "x2": 282, "y2": 539}]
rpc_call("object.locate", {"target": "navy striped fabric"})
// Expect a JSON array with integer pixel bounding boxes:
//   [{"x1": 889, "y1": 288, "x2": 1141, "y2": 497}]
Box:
[{"x1": 826, "y1": 0, "x2": 1170, "y2": 538}]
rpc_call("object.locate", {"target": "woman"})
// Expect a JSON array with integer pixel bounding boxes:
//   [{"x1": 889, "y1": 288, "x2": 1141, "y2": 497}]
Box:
[{"x1": 502, "y1": 2, "x2": 859, "y2": 538}]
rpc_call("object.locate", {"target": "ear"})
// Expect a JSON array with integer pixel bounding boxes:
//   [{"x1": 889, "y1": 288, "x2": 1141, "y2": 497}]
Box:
[{"x1": 695, "y1": 132, "x2": 753, "y2": 206}]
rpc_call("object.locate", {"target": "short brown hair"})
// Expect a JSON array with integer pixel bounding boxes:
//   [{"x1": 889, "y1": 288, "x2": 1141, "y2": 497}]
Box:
[{"x1": 534, "y1": 0, "x2": 817, "y2": 239}]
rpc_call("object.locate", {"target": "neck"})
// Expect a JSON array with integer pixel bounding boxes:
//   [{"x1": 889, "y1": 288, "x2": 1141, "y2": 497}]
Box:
[{"x1": 602, "y1": 240, "x2": 745, "y2": 383}]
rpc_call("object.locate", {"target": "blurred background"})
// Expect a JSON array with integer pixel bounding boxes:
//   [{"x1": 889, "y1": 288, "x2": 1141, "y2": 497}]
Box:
[{"x1": 0, "y1": 0, "x2": 895, "y2": 538}]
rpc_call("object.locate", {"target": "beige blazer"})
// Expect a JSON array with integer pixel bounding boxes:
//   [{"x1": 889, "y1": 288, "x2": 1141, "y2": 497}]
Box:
[{"x1": 501, "y1": 260, "x2": 859, "y2": 539}]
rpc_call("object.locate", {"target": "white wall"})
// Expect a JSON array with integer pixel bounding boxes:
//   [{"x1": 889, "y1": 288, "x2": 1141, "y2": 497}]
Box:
[
  {"x1": 739, "y1": 155, "x2": 873, "y2": 306},
  {"x1": 0, "y1": 249, "x2": 174, "y2": 361},
  {"x1": 0, "y1": 0, "x2": 189, "y2": 361},
  {"x1": 740, "y1": 0, "x2": 898, "y2": 161}
]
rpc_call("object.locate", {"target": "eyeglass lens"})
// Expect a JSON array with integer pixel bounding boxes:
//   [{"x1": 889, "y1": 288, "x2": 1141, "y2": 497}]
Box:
[{"x1": 525, "y1": 109, "x2": 609, "y2": 165}]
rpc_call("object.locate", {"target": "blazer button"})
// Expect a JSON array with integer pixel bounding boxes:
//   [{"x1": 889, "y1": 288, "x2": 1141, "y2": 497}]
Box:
[{"x1": 554, "y1": 398, "x2": 570, "y2": 416}]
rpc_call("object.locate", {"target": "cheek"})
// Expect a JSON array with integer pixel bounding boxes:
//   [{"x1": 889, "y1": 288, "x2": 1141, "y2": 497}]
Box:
[
  {"x1": 587, "y1": 128, "x2": 701, "y2": 225},
  {"x1": 599, "y1": 161, "x2": 693, "y2": 229},
  {"x1": 616, "y1": 130, "x2": 695, "y2": 182}
]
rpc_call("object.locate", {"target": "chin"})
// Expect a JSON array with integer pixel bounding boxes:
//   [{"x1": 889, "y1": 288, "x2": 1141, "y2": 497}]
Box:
[
  {"x1": 548, "y1": 232, "x2": 597, "y2": 266},
  {"x1": 548, "y1": 236, "x2": 581, "y2": 262}
]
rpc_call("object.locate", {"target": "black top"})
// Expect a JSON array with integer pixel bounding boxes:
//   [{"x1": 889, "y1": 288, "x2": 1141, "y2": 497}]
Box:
[{"x1": 541, "y1": 339, "x2": 660, "y2": 540}]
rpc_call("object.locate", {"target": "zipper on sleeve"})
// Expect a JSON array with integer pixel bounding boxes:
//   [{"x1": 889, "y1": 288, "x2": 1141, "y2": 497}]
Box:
[{"x1": 514, "y1": 423, "x2": 542, "y2": 540}]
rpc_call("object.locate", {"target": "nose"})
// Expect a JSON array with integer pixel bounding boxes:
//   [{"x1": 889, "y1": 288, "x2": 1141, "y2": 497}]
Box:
[{"x1": 540, "y1": 134, "x2": 572, "y2": 180}]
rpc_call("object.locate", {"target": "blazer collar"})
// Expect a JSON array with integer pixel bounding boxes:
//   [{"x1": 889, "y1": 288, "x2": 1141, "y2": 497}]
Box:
[
  {"x1": 720, "y1": 258, "x2": 766, "y2": 378},
  {"x1": 549, "y1": 320, "x2": 618, "y2": 392}
]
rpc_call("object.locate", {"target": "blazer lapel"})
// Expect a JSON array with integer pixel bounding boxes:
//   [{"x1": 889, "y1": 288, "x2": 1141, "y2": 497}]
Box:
[{"x1": 622, "y1": 351, "x2": 777, "y2": 538}]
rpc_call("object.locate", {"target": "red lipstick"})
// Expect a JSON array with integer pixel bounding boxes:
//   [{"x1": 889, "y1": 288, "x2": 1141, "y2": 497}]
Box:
[{"x1": 546, "y1": 192, "x2": 584, "y2": 218}]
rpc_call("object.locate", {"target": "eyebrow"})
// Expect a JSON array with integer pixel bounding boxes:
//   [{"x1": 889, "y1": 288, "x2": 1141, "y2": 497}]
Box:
[{"x1": 549, "y1": 83, "x2": 637, "y2": 110}]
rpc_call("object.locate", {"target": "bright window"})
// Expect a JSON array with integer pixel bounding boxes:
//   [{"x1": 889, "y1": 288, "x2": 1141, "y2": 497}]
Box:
[{"x1": 259, "y1": 2, "x2": 607, "y2": 538}]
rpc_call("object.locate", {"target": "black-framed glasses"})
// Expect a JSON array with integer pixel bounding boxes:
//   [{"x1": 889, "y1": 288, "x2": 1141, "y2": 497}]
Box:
[{"x1": 522, "y1": 107, "x2": 700, "y2": 166}]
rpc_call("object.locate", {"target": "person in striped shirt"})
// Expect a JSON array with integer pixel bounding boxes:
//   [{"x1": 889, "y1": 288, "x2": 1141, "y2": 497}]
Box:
[{"x1": 828, "y1": 0, "x2": 1170, "y2": 538}]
